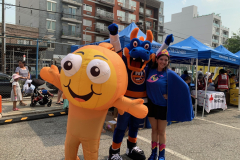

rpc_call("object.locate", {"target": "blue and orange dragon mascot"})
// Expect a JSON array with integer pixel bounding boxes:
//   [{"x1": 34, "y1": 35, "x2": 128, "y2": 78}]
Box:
[{"x1": 107, "y1": 24, "x2": 175, "y2": 160}]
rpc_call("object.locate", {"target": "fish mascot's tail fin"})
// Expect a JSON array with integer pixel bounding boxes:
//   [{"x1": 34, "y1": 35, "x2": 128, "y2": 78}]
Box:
[{"x1": 167, "y1": 70, "x2": 194, "y2": 122}]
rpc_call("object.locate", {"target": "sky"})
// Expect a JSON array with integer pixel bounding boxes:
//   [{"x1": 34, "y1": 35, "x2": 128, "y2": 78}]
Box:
[
  {"x1": 163, "y1": 0, "x2": 240, "y2": 37},
  {"x1": 0, "y1": 0, "x2": 239, "y2": 37}
]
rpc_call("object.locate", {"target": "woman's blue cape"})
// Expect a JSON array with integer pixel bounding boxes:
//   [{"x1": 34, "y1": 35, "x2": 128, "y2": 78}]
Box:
[{"x1": 167, "y1": 69, "x2": 194, "y2": 122}]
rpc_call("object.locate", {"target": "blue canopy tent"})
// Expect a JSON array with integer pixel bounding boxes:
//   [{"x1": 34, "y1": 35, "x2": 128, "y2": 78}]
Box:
[
  {"x1": 173, "y1": 36, "x2": 240, "y2": 115},
  {"x1": 215, "y1": 45, "x2": 240, "y2": 74},
  {"x1": 71, "y1": 22, "x2": 198, "y2": 64},
  {"x1": 173, "y1": 36, "x2": 240, "y2": 68},
  {"x1": 235, "y1": 50, "x2": 240, "y2": 57}
]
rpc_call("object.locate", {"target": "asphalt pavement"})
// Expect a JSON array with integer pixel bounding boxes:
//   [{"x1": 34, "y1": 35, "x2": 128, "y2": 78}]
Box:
[{"x1": 0, "y1": 106, "x2": 240, "y2": 160}]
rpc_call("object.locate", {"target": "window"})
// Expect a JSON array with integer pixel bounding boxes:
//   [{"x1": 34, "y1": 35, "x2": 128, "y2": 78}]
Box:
[
  {"x1": 146, "y1": 9, "x2": 152, "y2": 15},
  {"x1": 68, "y1": 24, "x2": 76, "y2": 35},
  {"x1": 0, "y1": 76, "x2": 10, "y2": 82},
  {"x1": 46, "y1": 19, "x2": 56, "y2": 30},
  {"x1": 158, "y1": 35, "x2": 163, "y2": 42},
  {"x1": 118, "y1": 0, "x2": 124, "y2": 3},
  {"x1": 83, "y1": 34, "x2": 92, "y2": 42},
  {"x1": 19, "y1": 16, "x2": 20, "y2": 24},
  {"x1": 19, "y1": 1, "x2": 20, "y2": 11},
  {"x1": 30, "y1": 23, "x2": 32, "y2": 27},
  {"x1": 83, "y1": 19, "x2": 92, "y2": 27},
  {"x1": 128, "y1": 13, "x2": 136, "y2": 21},
  {"x1": 47, "y1": 0, "x2": 57, "y2": 12},
  {"x1": 96, "y1": 36, "x2": 104, "y2": 42},
  {"x1": 17, "y1": 40, "x2": 32, "y2": 45},
  {"x1": 69, "y1": 6, "x2": 77, "y2": 18},
  {"x1": 47, "y1": 42, "x2": 55, "y2": 49},
  {"x1": 159, "y1": 17, "x2": 163, "y2": 23},
  {"x1": 117, "y1": 10, "x2": 125, "y2": 21},
  {"x1": 83, "y1": 4, "x2": 92, "y2": 12},
  {"x1": 130, "y1": 0, "x2": 136, "y2": 7},
  {"x1": 118, "y1": 24, "x2": 125, "y2": 31},
  {"x1": 146, "y1": 21, "x2": 151, "y2": 27},
  {"x1": 159, "y1": 7, "x2": 163, "y2": 14}
]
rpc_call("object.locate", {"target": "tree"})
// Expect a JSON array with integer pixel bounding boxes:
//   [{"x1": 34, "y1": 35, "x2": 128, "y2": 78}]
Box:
[{"x1": 224, "y1": 29, "x2": 240, "y2": 53}]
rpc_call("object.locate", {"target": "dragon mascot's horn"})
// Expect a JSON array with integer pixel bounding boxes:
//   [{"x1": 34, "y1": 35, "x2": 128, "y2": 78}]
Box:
[
  {"x1": 146, "y1": 30, "x2": 153, "y2": 43},
  {"x1": 130, "y1": 28, "x2": 139, "y2": 40}
]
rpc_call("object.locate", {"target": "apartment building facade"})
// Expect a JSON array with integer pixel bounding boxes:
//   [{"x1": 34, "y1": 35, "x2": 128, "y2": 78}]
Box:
[
  {"x1": 15, "y1": 0, "x2": 165, "y2": 60},
  {"x1": 82, "y1": 0, "x2": 165, "y2": 44},
  {"x1": 164, "y1": 5, "x2": 229, "y2": 47},
  {"x1": 16, "y1": 0, "x2": 83, "y2": 59}
]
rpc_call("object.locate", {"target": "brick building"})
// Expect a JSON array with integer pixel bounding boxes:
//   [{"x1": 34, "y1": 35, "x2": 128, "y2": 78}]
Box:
[{"x1": 82, "y1": 0, "x2": 165, "y2": 44}]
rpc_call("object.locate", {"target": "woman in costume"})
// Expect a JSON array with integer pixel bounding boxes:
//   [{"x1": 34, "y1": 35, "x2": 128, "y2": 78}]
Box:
[{"x1": 146, "y1": 49, "x2": 194, "y2": 160}]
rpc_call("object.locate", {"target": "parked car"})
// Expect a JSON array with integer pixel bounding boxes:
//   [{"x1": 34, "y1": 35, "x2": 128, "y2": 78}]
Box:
[{"x1": 0, "y1": 73, "x2": 12, "y2": 97}]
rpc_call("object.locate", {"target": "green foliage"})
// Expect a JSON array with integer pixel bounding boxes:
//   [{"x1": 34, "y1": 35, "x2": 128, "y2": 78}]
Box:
[{"x1": 224, "y1": 29, "x2": 240, "y2": 53}]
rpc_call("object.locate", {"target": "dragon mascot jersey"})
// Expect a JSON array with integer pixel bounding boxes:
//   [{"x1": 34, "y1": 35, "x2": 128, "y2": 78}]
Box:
[{"x1": 107, "y1": 24, "x2": 173, "y2": 160}]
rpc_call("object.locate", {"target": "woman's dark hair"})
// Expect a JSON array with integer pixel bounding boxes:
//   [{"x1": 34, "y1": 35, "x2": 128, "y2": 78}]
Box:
[
  {"x1": 184, "y1": 70, "x2": 188, "y2": 75},
  {"x1": 184, "y1": 76, "x2": 191, "y2": 82},
  {"x1": 151, "y1": 54, "x2": 170, "y2": 71},
  {"x1": 18, "y1": 60, "x2": 26, "y2": 66}
]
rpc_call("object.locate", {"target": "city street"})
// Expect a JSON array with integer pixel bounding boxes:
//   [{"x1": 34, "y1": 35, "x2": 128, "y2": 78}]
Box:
[{"x1": 1, "y1": 106, "x2": 240, "y2": 160}]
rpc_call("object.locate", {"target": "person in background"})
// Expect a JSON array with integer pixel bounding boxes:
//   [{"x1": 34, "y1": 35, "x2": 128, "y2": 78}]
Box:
[
  {"x1": 230, "y1": 74, "x2": 238, "y2": 89},
  {"x1": 181, "y1": 70, "x2": 188, "y2": 81},
  {"x1": 214, "y1": 69, "x2": 230, "y2": 93},
  {"x1": 15, "y1": 60, "x2": 30, "y2": 106},
  {"x1": 208, "y1": 72, "x2": 214, "y2": 83},
  {"x1": 56, "y1": 65, "x2": 63, "y2": 105},
  {"x1": 197, "y1": 68, "x2": 203, "y2": 76},
  {"x1": 184, "y1": 76, "x2": 195, "y2": 107},
  {"x1": 171, "y1": 67, "x2": 176, "y2": 72},
  {"x1": 197, "y1": 73, "x2": 205, "y2": 90},
  {"x1": 227, "y1": 69, "x2": 232, "y2": 78},
  {"x1": 11, "y1": 74, "x2": 22, "y2": 111}
]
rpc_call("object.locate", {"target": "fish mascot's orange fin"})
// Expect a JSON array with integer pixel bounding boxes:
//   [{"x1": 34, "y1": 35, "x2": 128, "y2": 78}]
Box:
[
  {"x1": 62, "y1": 93, "x2": 67, "y2": 99},
  {"x1": 40, "y1": 65, "x2": 62, "y2": 91},
  {"x1": 113, "y1": 96, "x2": 148, "y2": 119}
]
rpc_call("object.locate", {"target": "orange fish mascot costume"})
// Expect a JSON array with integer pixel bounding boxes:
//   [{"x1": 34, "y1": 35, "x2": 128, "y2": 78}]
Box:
[{"x1": 40, "y1": 44, "x2": 148, "y2": 160}]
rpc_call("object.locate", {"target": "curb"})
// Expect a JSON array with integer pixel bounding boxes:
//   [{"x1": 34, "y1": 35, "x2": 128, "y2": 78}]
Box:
[
  {"x1": 2, "y1": 107, "x2": 64, "y2": 118},
  {"x1": 0, "y1": 109, "x2": 68, "y2": 125}
]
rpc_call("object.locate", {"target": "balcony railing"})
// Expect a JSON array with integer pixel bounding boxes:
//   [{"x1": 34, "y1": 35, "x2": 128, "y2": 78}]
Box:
[
  {"x1": 62, "y1": 0, "x2": 82, "y2": 6},
  {"x1": 62, "y1": 31, "x2": 80, "y2": 37},
  {"x1": 214, "y1": 32, "x2": 220, "y2": 36},
  {"x1": 95, "y1": 23, "x2": 109, "y2": 34},
  {"x1": 212, "y1": 39, "x2": 218, "y2": 43},
  {"x1": 139, "y1": 8, "x2": 151, "y2": 16},
  {"x1": 121, "y1": 3, "x2": 135, "y2": 12},
  {"x1": 213, "y1": 23, "x2": 220, "y2": 28},
  {"x1": 222, "y1": 26, "x2": 229, "y2": 30},
  {"x1": 119, "y1": 17, "x2": 132, "y2": 24},
  {"x1": 62, "y1": 13, "x2": 82, "y2": 23},
  {"x1": 96, "y1": 10, "x2": 114, "y2": 21},
  {"x1": 223, "y1": 34, "x2": 228, "y2": 38},
  {"x1": 97, "y1": 0, "x2": 115, "y2": 6},
  {"x1": 61, "y1": 30, "x2": 81, "y2": 40}
]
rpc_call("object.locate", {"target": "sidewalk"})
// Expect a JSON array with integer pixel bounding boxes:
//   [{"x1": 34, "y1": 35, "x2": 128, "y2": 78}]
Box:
[{"x1": 1, "y1": 95, "x2": 64, "y2": 118}]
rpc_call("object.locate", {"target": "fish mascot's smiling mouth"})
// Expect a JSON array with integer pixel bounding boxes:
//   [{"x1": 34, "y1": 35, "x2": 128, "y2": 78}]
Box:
[{"x1": 64, "y1": 79, "x2": 102, "y2": 102}]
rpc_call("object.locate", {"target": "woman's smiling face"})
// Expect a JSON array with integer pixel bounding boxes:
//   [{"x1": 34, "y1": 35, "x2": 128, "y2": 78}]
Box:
[{"x1": 157, "y1": 55, "x2": 169, "y2": 69}]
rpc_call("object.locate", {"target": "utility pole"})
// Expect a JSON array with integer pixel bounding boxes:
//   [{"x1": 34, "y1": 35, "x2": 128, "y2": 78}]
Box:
[
  {"x1": 1, "y1": 0, "x2": 5, "y2": 73},
  {"x1": 143, "y1": 0, "x2": 146, "y2": 33}
]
